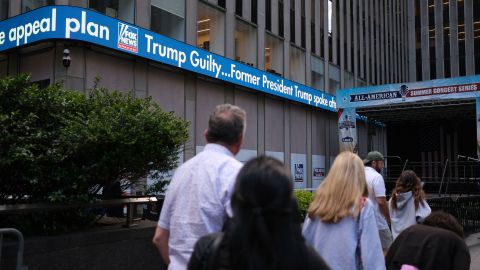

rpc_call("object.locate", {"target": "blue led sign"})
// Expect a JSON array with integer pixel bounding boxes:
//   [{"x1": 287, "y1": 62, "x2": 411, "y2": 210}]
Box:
[{"x1": 0, "y1": 6, "x2": 337, "y2": 112}]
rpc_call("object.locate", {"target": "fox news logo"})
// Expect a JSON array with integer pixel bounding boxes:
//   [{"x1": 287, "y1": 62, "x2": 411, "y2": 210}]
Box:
[{"x1": 118, "y1": 23, "x2": 138, "y2": 53}]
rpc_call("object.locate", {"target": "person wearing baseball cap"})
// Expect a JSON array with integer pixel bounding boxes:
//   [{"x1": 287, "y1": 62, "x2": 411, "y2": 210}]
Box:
[{"x1": 364, "y1": 151, "x2": 393, "y2": 254}]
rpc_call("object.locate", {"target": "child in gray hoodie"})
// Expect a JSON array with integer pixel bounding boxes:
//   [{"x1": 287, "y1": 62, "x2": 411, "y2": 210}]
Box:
[{"x1": 388, "y1": 170, "x2": 431, "y2": 239}]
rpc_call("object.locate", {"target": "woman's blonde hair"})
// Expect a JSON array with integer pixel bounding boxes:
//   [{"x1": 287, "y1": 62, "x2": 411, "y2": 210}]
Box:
[{"x1": 308, "y1": 151, "x2": 367, "y2": 223}]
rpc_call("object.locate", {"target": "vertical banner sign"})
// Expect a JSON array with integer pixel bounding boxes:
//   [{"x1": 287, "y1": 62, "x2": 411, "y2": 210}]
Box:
[
  {"x1": 477, "y1": 98, "x2": 480, "y2": 159},
  {"x1": 338, "y1": 107, "x2": 358, "y2": 153}
]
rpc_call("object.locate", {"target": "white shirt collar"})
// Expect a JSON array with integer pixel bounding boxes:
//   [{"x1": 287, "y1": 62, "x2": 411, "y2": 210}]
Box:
[{"x1": 203, "y1": 143, "x2": 234, "y2": 157}]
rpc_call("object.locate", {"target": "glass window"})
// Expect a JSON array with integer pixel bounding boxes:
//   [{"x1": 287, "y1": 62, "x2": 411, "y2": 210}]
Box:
[
  {"x1": 236, "y1": 0, "x2": 243, "y2": 17},
  {"x1": 265, "y1": 33, "x2": 284, "y2": 76},
  {"x1": 197, "y1": 2, "x2": 225, "y2": 56},
  {"x1": 251, "y1": 0, "x2": 257, "y2": 24},
  {"x1": 311, "y1": 56, "x2": 324, "y2": 90},
  {"x1": 328, "y1": 63, "x2": 340, "y2": 94},
  {"x1": 235, "y1": 20, "x2": 257, "y2": 67},
  {"x1": 290, "y1": 46, "x2": 306, "y2": 84},
  {"x1": 279, "y1": 0, "x2": 284, "y2": 37},
  {"x1": 266, "y1": 0, "x2": 271, "y2": 31},
  {"x1": 290, "y1": 3, "x2": 295, "y2": 43},
  {"x1": 89, "y1": 0, "x2": 135, "y2": 23},
  {"x1": 0, "y1": 0, "x2": 8, "y2": 21},
  {"x1": 218, "y1": 0, "x2": 226, "y2": 9},
  {"x1": 22, "y1": 0, "x2": 54, "y2": 12},
  {"x1": 151, "y1": 0, "x2": 185, "y2": 41}
]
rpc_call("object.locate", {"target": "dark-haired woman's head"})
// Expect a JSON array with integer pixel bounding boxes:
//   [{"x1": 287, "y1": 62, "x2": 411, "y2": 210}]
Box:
[
  {"x1": 231, "y1": 156, "x2": 292, "y2": 217},
  {"x1": 228, "y1": 156, "x2": 306, "y2": 270}
]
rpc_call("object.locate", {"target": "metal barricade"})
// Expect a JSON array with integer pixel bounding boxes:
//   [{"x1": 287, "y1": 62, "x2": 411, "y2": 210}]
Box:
[{"x1": 0, "y1": 228, "x2": 26, "y2": 270}]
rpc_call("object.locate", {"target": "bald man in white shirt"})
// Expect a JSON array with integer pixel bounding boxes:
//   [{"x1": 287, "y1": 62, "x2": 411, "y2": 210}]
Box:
[{"x1": 152, "y1": 104, "x2": 246, "y2": 270}]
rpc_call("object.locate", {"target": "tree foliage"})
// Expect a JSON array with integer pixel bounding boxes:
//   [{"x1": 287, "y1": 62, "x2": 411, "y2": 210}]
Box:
[{"x1": 0, "y1": 74, "x2": 189, "y2": 204}]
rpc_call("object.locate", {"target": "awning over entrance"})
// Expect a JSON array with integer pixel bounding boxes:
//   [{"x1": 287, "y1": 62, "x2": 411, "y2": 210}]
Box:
[
  {"x1": 337, "y1": 75, "x2": 480, "y2": 110},
  {"x1": 336, "y1": 76, "x2": 480, "y2": 195},
  {"x1": 356, "y1": 99, "x2": 476, "y2": 125},
  {"x1": 336, "y1": 75, "x2": 480, "y2": 125}
]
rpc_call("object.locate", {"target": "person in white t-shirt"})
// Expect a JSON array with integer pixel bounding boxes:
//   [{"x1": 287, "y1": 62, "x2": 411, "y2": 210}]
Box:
[
  {"x1": 363, "y1": 151, "x2": 393, "y2": 253},
  {"x1": 152, "y1": 104, "x2": 246, "y2": 270}
]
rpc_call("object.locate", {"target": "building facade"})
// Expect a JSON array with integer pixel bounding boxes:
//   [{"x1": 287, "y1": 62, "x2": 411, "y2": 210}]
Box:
[
  {"x1": 408, "y1": 0, "x2": 480, "y2": 82},
  {"x1": 0, "y1": 0, "x2": 407, "y2": 189}
]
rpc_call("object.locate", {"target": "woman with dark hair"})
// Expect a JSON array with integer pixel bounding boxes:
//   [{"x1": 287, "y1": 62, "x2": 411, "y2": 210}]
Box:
[
  {"x1": 389, "y1": 170, "x2": 431, "y2": 239},
  {"x1": 187, "y1": 156, "x2": 329, "y2": 270}
]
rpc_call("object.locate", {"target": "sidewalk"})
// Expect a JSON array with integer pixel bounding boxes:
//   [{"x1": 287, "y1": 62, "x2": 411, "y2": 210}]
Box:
[{"x1": 466, "y1": 232, "x2": 480, "y2": 270}]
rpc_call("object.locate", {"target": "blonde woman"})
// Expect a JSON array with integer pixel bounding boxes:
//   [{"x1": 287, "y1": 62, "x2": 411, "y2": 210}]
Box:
[{"x1": 302, "y1": 151, "x2": 385, "y2": 270}]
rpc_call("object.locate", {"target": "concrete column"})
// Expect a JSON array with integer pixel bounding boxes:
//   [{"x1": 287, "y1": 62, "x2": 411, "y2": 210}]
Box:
[
  {"x1": 315, "y1": 0, "x2": 321, "y2": 56},
  {"x1": 184, "y1": 73, "x2": 196, "y2": 160},
  {"x1": 332, "y1": 0, "x2": 338, "y2": 65},
  {"x1": 449, "y1": 0, "x2": 459, "y2": 77},
  {"x1": 403, "y1": 0, "x2": 408, "y2": 82},
  {"x1": 394, "y1": 0, "x2": 399, "y2": 82},
  {"x1": 134, "y1": 60, "x2": 148, "y2": 98},
  {"x1": 375, "y1": 0, "x2": 380, "y2": 84},
  {"x1": 434, "y1": 0, "x2": 444, "y2": 78},
  {"x1": 225, "y1": 87, "x2": 234, "y2": 104},
  {"x1": 9, "y1": 0, "x2": 20, "y2": 16},
  {"x1": 339, "y1": 0, "x2": 345, "y2": 87},
  {"x1": 407, "y1": 0, "x2": 416, "y2": 81},
  {"x1": 185, "y1": 0, "x2": 198, "y2": 46},
  {"x1": 366, "y1": 0, "x2": 371, "y2": 84},
  {"x1": 400, "y1": 1, "x2": 404, "y2": 81},
  {"x1": 323, "y1": 0, "x2": 330, "y2": 91},
  {"x1": 380, "y1": 0, "x2": 385, "y2": 84},
  {"x1": 135, "y1": 0, "x2": 150, "y2": 29},
  {"x1": 283, "y1": 0, "x2": 291, "y2": 79},
  {"x1": 420, "y1": 0, "x2": 429, "y2": 80},
  {"x1": 371, "y1": 0, "x2": 376, "y2": 83},
  {"x1": 346, "y1": 0, "x2": 352, "y2": 73},
  {"x1": 69, "y1": 0, "x2": 87, "y2": 8},
  {"x1": 258, "y1": 95, "x2": 265, "y2": 155},
  {"x1": 359, "y1": 0, "x2": 364, "y2": 80},
  {"x1": 305, "y1": 0, "x2": 312, "y2": 86},
  {"x1": 385, "y1": 0, "x2": 390, "y2": 83},
  {"x1": 284, "y1": 102, "x2": 291, "y2": 171},
  {"x1": 464, "y1": 0, "x2": 475, "y2": 75},
  {"x1": 225, "y1": 0, "x2": 236, "y2": 59},
  {"x1": 7, "y1": 53, "x2": 19, "y2": 76},
  {"x1": 272, "y1": 0, "x2": 279, "y2": 35},
  {"x1": 243, "y1": 0, "x2": 252, "y2": 21},
  {"x1": 295, "y1": 0, "x2": 301, "y2": 47},
  {"x1": 324, "y1": 115, "x2": 332, "y2": 169},
  {"x1": 306, "y1": 110, "x2": 312, "y2": 188},
  {"x1": 258, "y1": 0, "x2": 266, "y2": 69},
  {"x1": 353, "y1": 0, "x2": 358, "y2": 85}
]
